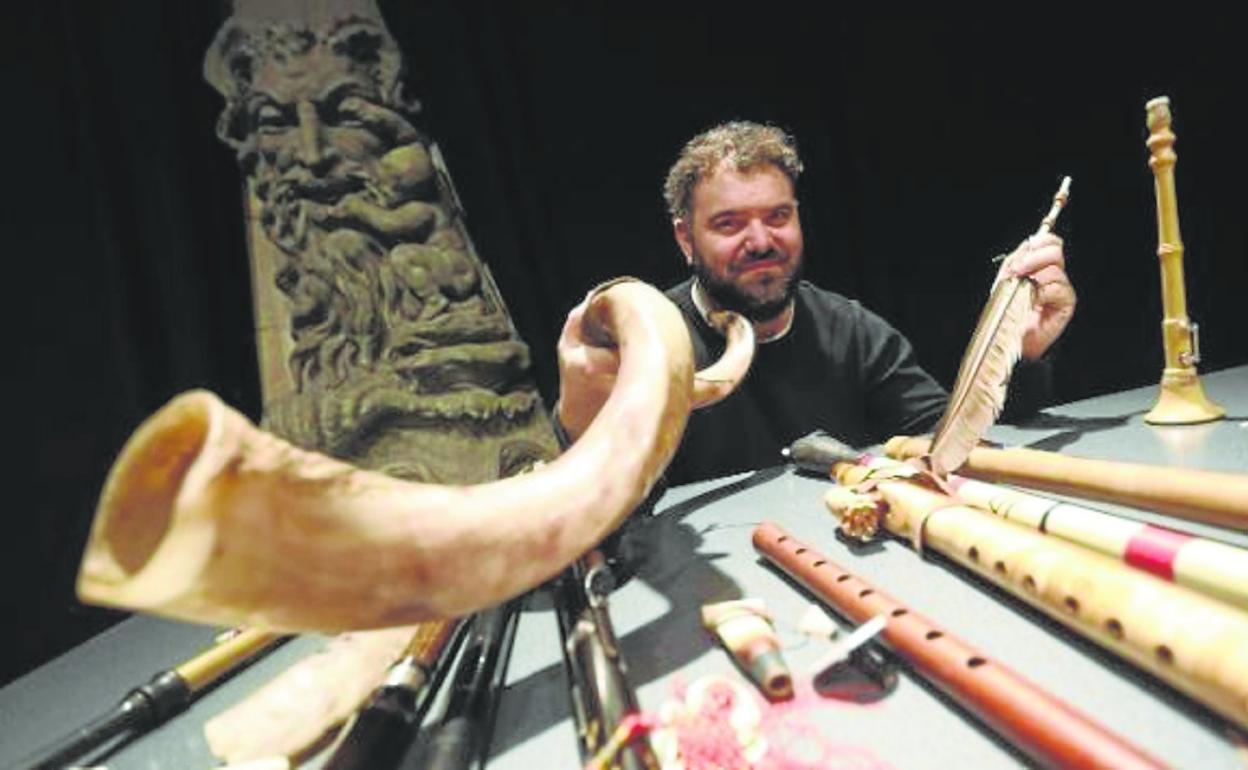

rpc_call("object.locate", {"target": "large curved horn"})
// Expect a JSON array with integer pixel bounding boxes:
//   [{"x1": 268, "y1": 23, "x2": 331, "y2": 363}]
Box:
[
  {"x1": 692, "y1": 309, "x2": 755, "y2": 408},
  {"x1": 77, "y1": 281, "x2": 693, "y2": 632}
]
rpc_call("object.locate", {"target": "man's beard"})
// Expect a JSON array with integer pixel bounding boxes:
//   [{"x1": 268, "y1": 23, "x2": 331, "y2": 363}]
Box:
[{"x1": 692, "y1": 250, "x2": 803, "y2": 322}]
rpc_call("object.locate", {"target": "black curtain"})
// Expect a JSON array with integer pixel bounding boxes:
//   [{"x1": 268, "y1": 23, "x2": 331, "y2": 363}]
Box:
[{"x1": 5, "y1": 3, "x2": 1245, "y2": 684}]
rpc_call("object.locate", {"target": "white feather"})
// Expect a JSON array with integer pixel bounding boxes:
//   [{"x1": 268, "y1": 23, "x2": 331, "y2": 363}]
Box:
[{"x1": 928, "y1": 276, "x2": 1035, "y2": 477}]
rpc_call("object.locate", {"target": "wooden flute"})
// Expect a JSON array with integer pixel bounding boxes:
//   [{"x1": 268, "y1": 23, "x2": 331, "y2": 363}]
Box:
[
  {"x1": 14, "y1": 628, "x2": 285, "y2": 770},
  {"x1": 753, "y1": 521, "x2": 1164, "y2": 769},
  {"x1": 941, "y1": 470, "x2": 1248, "y2": 611},
  {"x1": 824, "y1": 456, "x2": 1248, "y2": 732},
  {"x1": 795, "y1": 427, "x2": 1248, "y2": 611},
  {"x1": 886, "y1": 435, "x2": 1248, "y2": 532}
]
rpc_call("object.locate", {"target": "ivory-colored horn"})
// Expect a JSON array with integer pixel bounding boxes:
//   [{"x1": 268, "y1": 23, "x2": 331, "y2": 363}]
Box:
[
  {"x1": 692, "y1": 310, "x2": 755, "y2": 408},
  {"x1": 77, "y1": 280, "x2": 694, "y2": 632}
]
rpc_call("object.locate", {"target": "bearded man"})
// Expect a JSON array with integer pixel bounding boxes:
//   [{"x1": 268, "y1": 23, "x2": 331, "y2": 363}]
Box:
[{"x1": 558, "y1": 121, "x2": 1075, "y2": 484}]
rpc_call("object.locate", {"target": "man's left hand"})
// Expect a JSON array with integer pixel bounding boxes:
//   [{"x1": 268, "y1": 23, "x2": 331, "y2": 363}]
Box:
[
  {"x1": 996, "y1": 232, "x2": 1077, "y2": 360},
  {"x1": 555, "y1": 296, "x2": 621, "y2": 442}
]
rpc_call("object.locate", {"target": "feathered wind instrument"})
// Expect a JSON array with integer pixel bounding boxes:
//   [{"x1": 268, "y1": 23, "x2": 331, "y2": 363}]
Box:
[{"x1": 925, "y1": 177, "x2": 1071, "y2": 478}]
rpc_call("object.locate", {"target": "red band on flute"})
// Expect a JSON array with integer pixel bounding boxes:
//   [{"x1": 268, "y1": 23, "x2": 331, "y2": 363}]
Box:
[{"x1": 1124, "y1": 525, "x2": 1193, "y2": 581}]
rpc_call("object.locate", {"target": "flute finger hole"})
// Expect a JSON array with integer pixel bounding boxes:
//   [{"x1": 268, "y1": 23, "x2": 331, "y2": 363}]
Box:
[
  {"x1": 993, "y1": 560, "x2": 1007, "y2": 575},
  {"x1": 925, "y1": 631, "x2": 943, "y2": 641},
  {"x1": 890, "y1": 608, "x2": 908, "y2": 617},
  {"x1": 858, "y1": 589, "x2": 874, "y2": 598},
  {"x1": 1105, "y1": 619, "x2": 1124, "y2": 640},
  {"x1": 1156, "y1": 645, "x2": 1174, "y2": 665},
  {"x1": 836, "y1": 574, "x2": 851, "y2": 583},
  {"x1": 1063, "y1": 596, "x2": 1080, "y2": 614},
  {"x1": 795, "y1": 548, "x2": 807, "y2": 555},
  {"x1": 966, "y1": 657, "x2": 987, "y2": 668},
  {"x1": 967, "y1": 546, "x2": 979, "y2": 562},
  {"x1": 1022, "y1": 575, "x2": 1036, "y2": 593},
  {"x1": 812, "y1": 560, "x2": 826, "y2": 568}
]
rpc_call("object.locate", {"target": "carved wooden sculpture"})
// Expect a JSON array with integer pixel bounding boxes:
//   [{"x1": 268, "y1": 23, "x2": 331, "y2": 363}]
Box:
[
  {"x1": 201, "y1": 0, "x2": 560, "y2": 483},
  {"x1": 74, "y1": 5, "x2": 752, "y2": 762}
]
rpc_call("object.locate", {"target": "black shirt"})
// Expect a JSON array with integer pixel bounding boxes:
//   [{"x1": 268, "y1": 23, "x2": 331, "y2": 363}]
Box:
[{"x1": 663, "y1": 278, "x2": 1051, "y2": 485}]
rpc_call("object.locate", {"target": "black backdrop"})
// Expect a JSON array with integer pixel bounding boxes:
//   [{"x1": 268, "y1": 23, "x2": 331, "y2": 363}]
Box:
[{"x1": 4, "y1": 3, "x2": 1246, "y2": 685}]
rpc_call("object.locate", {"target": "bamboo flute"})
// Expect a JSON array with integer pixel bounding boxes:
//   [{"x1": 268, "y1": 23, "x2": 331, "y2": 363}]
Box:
[
  {"x1": 942, "y1": 470, "x2": 1248, "y2": 610},
  {"x1": 752, "y1": 521, "x2": 1163, "y2": 769},
  {"x1": 822, "y1": 453, "x2": 1248, "y2": 732},
  {"x1": 13, "y1": 628, "x2": 285, "y2": 770},
  {"x1": 886, "y1": 435, "x2": 1248, "y2": 531}
]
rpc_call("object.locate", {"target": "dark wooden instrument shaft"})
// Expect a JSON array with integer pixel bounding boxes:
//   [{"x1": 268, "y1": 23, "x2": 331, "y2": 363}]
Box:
[
  {"x1": 407, "y1": 619, "x2": 462, "y2": 669},
  {"x1": 320, "y1": 618, "x2": 469, "y2": 770},
  {"x1": 752, "y1": 521, "x2": 1165, "y2": 770}
]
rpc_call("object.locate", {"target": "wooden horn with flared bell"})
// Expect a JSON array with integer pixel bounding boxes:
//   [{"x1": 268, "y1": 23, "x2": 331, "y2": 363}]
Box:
[
  {"x1": 1141, "y1": 96, "x2": 1224, "y2": 425},
  {"x1": 76, "y1": 280, "x2": 715, "y2": 632}
]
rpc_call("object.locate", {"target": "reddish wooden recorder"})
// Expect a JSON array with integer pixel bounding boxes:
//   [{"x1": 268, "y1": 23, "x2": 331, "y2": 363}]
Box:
[{"x1": 752, "y1": 521, "x2": 1164, "y2": 769}]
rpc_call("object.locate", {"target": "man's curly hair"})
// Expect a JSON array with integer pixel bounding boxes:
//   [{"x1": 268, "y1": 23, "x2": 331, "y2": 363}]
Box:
[{"x1": 662, "y1": 121, "x2": 803, "y2": 222}]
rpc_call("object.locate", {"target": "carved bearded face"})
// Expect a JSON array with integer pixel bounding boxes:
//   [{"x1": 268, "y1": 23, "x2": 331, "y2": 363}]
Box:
[
  {"x1": 207, "y1": 22, "x2": 453, "y2": 392},
  {"x1": 203, "y1": 13, "x2": 554, "y2": 481},
  {"x1": 245, "y1": 48, "x2": 392, "y2": 251}
]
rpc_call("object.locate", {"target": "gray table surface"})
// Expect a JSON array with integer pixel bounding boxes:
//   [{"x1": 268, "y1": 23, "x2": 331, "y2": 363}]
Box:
[{"x1": 4, "y1": 366, "x2": 1247, "y2": 769}]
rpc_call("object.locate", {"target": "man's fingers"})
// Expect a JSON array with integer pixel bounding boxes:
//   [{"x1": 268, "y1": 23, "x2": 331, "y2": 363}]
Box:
[
  {"x1": 1034, "y1": 274, "x2": 1077, "y2": 312},
  {"x1": 1026, "y1": 264, "x2": 1068, "y2": 288},
  {"x1": 573, "y1": 344, "x2": 622, "y2": 376},
  {"x1": 1023, "y1": 232, "x2": 1063, "y2": 250},
  {"x1": 559, "y1": 301, "x2": 589, "y2": 343},
  {"x1": 1008, "y1": 243, "x2": 1065, "y2": 277},
  {"x1": 559, "y1": 317, "x2": 623, "y2": 378}
]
